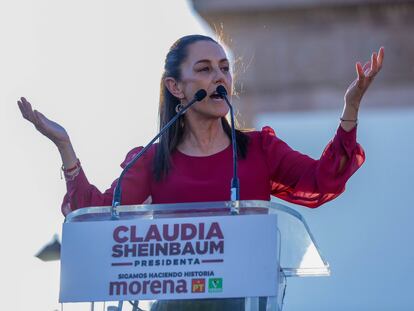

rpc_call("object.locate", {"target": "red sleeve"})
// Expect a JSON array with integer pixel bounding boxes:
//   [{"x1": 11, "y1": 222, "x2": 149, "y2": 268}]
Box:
[
  {"x1": 61, "y1": 147, "x2": 152, "y2": 215},
  {"x1": 261, "y1": 125, "x2": 365, "y2": 208}
]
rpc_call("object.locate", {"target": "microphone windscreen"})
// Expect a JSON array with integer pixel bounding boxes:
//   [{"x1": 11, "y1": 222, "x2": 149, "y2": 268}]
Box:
[
  {"x1": 216, "y1": 85, "x2": 227, "y2": 97},
  {"x1": 194, "y1": 89, "x2": 207, "y2": 101}
]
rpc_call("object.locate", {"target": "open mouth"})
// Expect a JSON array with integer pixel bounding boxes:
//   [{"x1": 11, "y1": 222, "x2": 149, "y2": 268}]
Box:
[
  {"x1": 209, "y1": 91, "x2": 224, "y2": 101},
  {"x1": 210, "y1": 93, "x2": 222, "y2": 99}
]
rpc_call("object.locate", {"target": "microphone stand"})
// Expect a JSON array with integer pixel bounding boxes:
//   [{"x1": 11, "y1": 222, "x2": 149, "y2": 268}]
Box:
[
  {"x1": 216, "y1": 86, "x2": 240, "y2": 214},
  {"x1": 110, "y1": 90, "x2": 207, "y2": 220}
]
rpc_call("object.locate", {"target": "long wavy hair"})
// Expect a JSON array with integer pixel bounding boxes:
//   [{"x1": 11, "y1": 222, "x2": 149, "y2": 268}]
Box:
[{"x1": 154, "y1": 35, "x2": 249, "y2": 181}]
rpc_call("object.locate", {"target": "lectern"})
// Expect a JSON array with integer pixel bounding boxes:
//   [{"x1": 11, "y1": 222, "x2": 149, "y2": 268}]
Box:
[{"x1": 60, "y1": 200, "x2": 329, "y2": 311}]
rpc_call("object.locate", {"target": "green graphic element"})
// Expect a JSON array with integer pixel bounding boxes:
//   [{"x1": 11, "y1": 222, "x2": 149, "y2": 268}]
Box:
[{"x1": 208, "y1": 278, "x2": 223, "y2": 293}]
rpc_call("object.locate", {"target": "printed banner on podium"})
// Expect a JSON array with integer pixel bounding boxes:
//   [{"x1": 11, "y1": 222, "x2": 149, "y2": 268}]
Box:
[{"x1": 60, "y1": 214, "x2": 278, "y2": 302}]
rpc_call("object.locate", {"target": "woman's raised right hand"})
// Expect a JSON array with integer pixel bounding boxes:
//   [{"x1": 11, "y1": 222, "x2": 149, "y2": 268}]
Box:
[{"x1": 17, "y1": 97, "x2": 71, "y2": 149}]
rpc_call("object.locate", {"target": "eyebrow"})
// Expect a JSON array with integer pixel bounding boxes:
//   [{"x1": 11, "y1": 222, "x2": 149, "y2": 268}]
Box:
[{"x1": 194, "y1": 58, "x2": 229, "y2": 65}]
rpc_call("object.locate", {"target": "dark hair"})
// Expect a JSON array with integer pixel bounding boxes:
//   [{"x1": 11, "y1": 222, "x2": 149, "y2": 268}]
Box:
[{"x1": 154, "y1": 34, "x2": 249, "y2": 181}]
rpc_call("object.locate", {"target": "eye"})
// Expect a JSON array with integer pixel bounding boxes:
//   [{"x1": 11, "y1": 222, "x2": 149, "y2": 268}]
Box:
[
  {"x1": 221, "y1": 66, "x2": 230, "y2": 72},
  {"x1": 197, "y1": 67, "x2": 210, "y2": 72}
]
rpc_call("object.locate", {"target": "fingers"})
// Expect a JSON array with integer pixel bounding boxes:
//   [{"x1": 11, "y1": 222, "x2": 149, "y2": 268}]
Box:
[
  {"x1": 347, "y1": 46, "x2": 384, "y2": 104},
  {"x1": 355, "y1": 47, "x2": 384, "y2": 85},
  {"x1": 368, "y1": 47, "x2": 384, "y2": 77},
  {"x1": 17, "y1": 97, "x2": 35, "y2": 123},
  {"x1": 377, "y1": 46, "x2": 384, "y2": 70},
  {"x1": 371, "y1": 52, "x2": 377, "y2": 72},
  {"x1": 366, "y1": 52, "x2": 378, "y2": 78},
  {"x1": 17, "y1": 97, "x2": 48, "y2": 134},
  {"x1": 356, "y1": 62, "x2": 365, "y2": 80},
  {"x1": 355, "y1": 46, "x2": 384, "y2": 76},
  {"x1": 356, "y1": 61, "x2": 371, "y2": 79}
]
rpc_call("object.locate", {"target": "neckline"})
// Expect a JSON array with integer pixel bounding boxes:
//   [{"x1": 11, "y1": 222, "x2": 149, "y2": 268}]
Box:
[{"x1": 175, "y1": 143, "x2": 231, "y2": 159}]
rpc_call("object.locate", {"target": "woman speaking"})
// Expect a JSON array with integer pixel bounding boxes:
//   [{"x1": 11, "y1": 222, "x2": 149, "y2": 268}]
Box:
[{"x1": 18, "y1": 34, "x2": 383, "y2": 310}]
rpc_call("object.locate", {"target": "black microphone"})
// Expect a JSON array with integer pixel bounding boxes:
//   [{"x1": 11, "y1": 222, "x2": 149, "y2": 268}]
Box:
[
  {"x1": 216, "y1": 85, "x2": 240, "y2": 205},
  {"x1": 111, "y1": 89, "x2": 207, "y2": 219}
]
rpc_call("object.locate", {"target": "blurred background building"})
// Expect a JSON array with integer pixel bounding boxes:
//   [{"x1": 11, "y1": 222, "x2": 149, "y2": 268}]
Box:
[{"x1": 191, "y1": 0, "x2": 414, "y2": 126}]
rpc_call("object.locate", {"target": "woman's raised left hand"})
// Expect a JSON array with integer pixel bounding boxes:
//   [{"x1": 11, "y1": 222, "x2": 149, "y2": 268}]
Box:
[{"x1": 344, "y1": 47, "x2": 384, "y2": 111}]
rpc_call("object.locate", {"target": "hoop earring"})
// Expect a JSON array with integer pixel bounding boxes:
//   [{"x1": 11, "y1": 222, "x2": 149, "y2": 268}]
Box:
[{"x1": 175, "y1": 100, "x2": 185, "y2": 114}]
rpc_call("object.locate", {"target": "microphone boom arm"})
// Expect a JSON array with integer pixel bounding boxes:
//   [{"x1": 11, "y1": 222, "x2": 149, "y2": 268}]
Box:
[
  {"x1": 111, "y1": 90, "x2": 207, "y2": 219},
  {"x1": 216, "y1": 86, "x2": 240, "y2": 208}
]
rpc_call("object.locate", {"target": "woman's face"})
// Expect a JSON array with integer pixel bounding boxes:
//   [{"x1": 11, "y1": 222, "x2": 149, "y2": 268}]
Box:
[{"x1": 178, "y1": 40, "x2": 232, "y2": 119}]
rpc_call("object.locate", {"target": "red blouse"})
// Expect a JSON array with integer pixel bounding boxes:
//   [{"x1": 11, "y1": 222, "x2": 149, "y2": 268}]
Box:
[{"x1": 62, "y1": 126, "x2": 365, "y2": 215}]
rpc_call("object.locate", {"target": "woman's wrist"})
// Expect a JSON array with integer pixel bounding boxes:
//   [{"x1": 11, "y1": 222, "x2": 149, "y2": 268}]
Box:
[
  {"x1": 61, "y1": 158, "x2": 81, "y2": 181},
  {"x1": 340, "y1": 118, "x2": 358, "y2": 132},
  {"x1": 340, "y1": 102, "x2": 359, "y2": 132}
]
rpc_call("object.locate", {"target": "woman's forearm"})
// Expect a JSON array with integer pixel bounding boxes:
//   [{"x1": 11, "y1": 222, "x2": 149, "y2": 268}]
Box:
[
  {"x1": 340, "y1": 102, "x2": 359, "y2": 132},
  {"x1": 57, "y1": 141, "x2": 78, "y2": 170}
]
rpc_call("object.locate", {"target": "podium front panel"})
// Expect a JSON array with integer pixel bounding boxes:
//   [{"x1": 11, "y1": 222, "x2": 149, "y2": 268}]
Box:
[
  {"x1": 60, "y1": 210, "x2": 279, "y2": 303},
  {"x1": 66, "y1": 200, "x2": 330, "y2": 277}
]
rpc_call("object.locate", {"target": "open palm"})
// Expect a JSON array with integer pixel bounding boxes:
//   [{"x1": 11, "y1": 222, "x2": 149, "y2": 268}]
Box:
[
  {"x1": 345, "y1": 47, "x2": 384, "y2": 108},
  {"x1": 17, "y1": 97, "x2": 70, "y2": 147}
]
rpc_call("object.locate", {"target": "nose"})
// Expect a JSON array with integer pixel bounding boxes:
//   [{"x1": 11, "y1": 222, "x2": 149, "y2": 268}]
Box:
[{"x1": 213, "y1": 67, "x2": 226, "y2": 85}]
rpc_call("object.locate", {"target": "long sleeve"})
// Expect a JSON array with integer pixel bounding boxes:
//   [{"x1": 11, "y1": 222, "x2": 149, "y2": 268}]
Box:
[
  {"x1": 261, "y1": 125, "x2": 365, "y2": 208},
  {"x1": 61, "y1": 146, "x2": 152, "y2": 216}
]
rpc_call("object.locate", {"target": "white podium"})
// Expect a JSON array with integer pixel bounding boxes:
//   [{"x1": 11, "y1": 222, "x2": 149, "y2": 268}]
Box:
[{"x1": 60, "y1": 200, "x2": 330, "y2": 311}]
